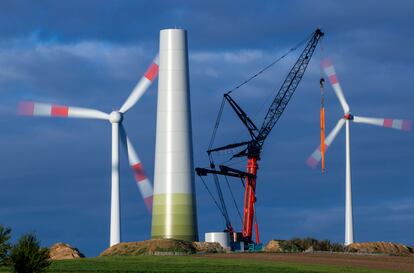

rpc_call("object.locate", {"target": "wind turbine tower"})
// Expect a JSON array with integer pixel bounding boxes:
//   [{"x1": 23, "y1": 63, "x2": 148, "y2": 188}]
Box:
[
  {"x1": 307, "y1": 59, "x2": 411, "y2": 245},
  {"x1": 19, "y1": 55, "x2": 159, "y2": 247},
  {"x1": 152, "y1": 29, "x2": 198, "y2": 241}
]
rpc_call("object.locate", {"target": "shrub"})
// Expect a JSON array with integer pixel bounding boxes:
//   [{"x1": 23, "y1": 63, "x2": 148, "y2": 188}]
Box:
[
  {"x1": 279, "y1": 237, "x2": 344, "y2": 252},
  {"x1": 279, "y1": 239, "x2": 301, "y2": 252},
  {"x1": 328, "y1": 241, "x2": 344, "y2": 252},
  {"x1": 0, "y1": 225, "x2": 12, "y2": 265},
  {"x1": 10, "y1": 233, "x2": 50, "y2": 273}
]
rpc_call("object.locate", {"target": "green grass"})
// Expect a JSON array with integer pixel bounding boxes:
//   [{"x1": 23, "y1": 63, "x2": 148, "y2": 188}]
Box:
[{"x1": 0, "y1": 256, "x2": 404, "y2": 273}]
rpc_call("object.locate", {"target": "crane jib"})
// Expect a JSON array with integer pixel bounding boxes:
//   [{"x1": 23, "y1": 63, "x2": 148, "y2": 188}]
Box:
[{"x1": 258, "y1": 29, "x2": 324, "y2": 145}]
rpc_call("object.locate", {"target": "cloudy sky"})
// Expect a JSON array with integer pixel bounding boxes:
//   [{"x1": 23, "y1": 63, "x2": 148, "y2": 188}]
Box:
[{"x1": 0, "y1": 0, "x2": 413, "y2": 256}]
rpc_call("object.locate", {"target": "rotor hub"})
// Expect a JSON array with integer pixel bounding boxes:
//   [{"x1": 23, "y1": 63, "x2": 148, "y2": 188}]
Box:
[
  {"x1": 109, "y1": 111, "x2": 123, "y2": 123},
  {"x1": 344, "y1": 113, "x2": 354, "y2": 120}
]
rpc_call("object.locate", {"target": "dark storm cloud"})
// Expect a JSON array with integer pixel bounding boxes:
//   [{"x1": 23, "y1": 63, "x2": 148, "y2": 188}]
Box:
[{"x1": 1, "y1": 0, "x2": 411, "y2": 50}]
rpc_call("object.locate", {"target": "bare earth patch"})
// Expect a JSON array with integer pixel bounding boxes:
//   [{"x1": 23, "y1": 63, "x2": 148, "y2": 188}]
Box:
[{"x1": 198, "y1": 252, "x2": 414, "y2": 273}]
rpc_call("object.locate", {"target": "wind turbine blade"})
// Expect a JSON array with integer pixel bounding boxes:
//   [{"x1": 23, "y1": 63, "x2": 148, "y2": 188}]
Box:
[
  {"x1": 119, "y1": 125, "x2": 153, "y2": 212},
  {"x1": 353, "y1": 116, "x2": 412, "y2": 131},
  {"x1": 307, "y1": 118, "x2": 346, "y2": 168},
  {"x1": 119, "y1": 55, "x2": 159, "y2": 113},
  {"x1": 18, "y1": 101, "x2": 109, "y2": 120},
  {"x1": 322, "y1": 59, "x2": 350, "y2": 114}
]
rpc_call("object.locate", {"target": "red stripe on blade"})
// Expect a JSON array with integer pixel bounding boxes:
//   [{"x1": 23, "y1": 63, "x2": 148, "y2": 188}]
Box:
[
  {"x1": 144, "y1": 63, "x2": 159, "y2": 81},
  {"x1": 328, "y1": 74, "x2": 338, "y2": 84},
  {"x1": 383, "y1": 119, "x2": 393, "y2": 128},
  {"x1": 18, "y1": 101, "x2": 34, "y2": 115},
  {"x1": 132, "y1": 163, "x2": 147, "y2": 182},
  {"x1": 402, "y1": 120, "x2": 412, "y2": 131},
  {"x1": 321, "y1": 59, "x2": 331, "y2": 68},
  {"x1": 317, "y1": 144, "x2": 328, "y2": 151},
  {"x1": 51, "y1": 105, "x2": 69, "y2": 117},
  {"x1": 306, "y1": 156, "x2": 318, "y2": 168},
  {"x1": 144, "y1": 196, "x2": 153, "y2": 212}
]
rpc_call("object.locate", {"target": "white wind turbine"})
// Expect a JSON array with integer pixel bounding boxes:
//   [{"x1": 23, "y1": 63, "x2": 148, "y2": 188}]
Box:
[
  {"x1": 307, "y1": 59, "x2": 411, "y2": 246},
  {"x1": 18, "y1": 55, "x2": 159, "y2": 247}
]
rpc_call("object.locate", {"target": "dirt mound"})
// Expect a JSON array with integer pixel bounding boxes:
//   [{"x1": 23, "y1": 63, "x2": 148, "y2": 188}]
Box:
[
  {"x1": 100, "y1": 239, "x2": 196, "y2": 256},
  {"x1": 101, "y1": 239, "x2": 226, "y2": 256},
  {"x1": 49, "y1": 242, "x2": 85, "y2": 260},
  {"x1": 346, "y1": 242, "x2": 413, "y2": 256},
  {"x1": 193, "y1": 241, "x2": 225, "y2": 253},
  {"x1": 264, "y1": 240, "x2": 282, "y2": 252}
]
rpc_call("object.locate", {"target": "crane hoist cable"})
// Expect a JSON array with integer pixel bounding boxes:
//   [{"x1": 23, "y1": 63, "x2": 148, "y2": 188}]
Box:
[
  {"x1": 208, "y1": 96, "x2": 226, "y2": 156},
  {"x1": 225, "y1": 34, "x2": 312, "y2": 96},
  {"x1": 224, "y1": 174, "x2": 243, "y2": 224},
  {"x1": 320, "y1": 79, "x2": 326, "y2": 173},
  {"x1": 212, "y1": 172, "x2": 232, "y2": 230},
  {"x1": 319, "y1": 39, "x2": 326, "y2": 173},
  {"x1": 207, "y1": 33, "x2": 311, "y2": 157},
  {"x1": 199, "y1": 175, "x2": 227, "y2": 222}
]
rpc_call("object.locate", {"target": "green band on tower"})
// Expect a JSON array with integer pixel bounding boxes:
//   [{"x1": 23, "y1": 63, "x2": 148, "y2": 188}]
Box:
[{"x1": 151, "y1": 193, "x2": 198, "y2": 241}]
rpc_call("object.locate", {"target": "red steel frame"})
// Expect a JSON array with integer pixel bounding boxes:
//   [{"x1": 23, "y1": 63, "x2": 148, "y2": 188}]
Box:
[{"x1": 242, "y1": 157, "x2": 259, "y2": 243}]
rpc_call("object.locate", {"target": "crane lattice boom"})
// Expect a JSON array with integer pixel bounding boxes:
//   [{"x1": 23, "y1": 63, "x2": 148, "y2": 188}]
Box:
[{"x1": 257, "y1": 28, "x2": 324, "y2": 148}]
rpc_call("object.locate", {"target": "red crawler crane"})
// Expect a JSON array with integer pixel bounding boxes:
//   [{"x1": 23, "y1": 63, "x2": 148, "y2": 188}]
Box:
[{"x1": 196, "y1": 29, "x2": 324, "y2": 247}]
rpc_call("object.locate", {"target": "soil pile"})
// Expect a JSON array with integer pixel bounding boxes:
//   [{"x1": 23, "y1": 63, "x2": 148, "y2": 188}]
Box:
[
  {"x1": 101, "y1": 239, "x2": 226, "y2": 256},
  {"x1": 346, "y1": 242, "x2": 413, "y2": 256},
  {"x1": 100, "y1": 239, "x2": 196, "y2": 256},
  {"x1": 193, "y1": 241, "x2": 225, "y2": 253},
  {"x1": 49, "y1": 243, "x2": 85, "y2": 260},
  {"x1": 263, "y1": 240, "x2": 282, "y2": 252}
]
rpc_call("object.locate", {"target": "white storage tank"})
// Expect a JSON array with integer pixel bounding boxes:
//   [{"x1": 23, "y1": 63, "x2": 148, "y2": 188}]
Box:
[{"x1": 205, "y1": 232, "x2": 230, "y2": 249}]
